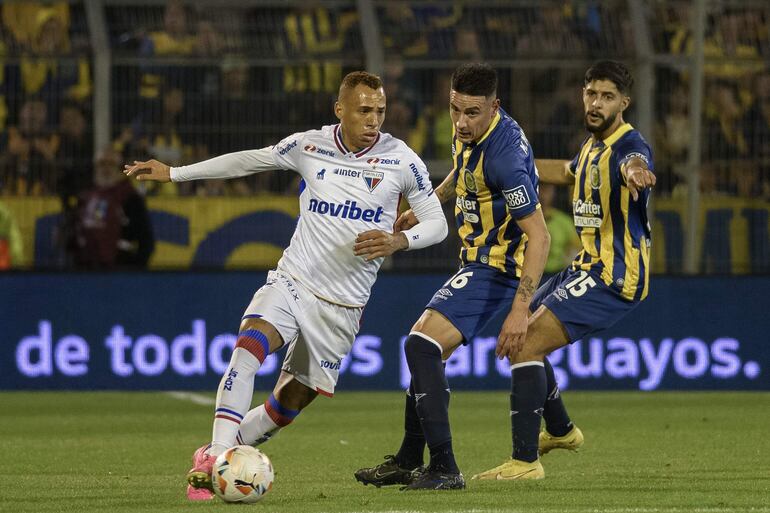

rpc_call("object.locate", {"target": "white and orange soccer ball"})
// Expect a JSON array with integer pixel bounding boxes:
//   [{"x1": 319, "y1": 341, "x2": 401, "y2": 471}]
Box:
[{"x1": 212, "y1": 445, "x2": 274, "y2": 503}]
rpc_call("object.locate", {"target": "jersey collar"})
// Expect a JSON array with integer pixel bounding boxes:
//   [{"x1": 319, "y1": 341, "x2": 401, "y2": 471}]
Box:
[
  {"x1": 472, "y1": 111, "x2": 501, "y2": 147},
  {"x1": 333, "y1": 124, "x2": 381, "y2": 158},
  {"x1": 596, "y1": 122, "x2": 633, "y2": 147}
]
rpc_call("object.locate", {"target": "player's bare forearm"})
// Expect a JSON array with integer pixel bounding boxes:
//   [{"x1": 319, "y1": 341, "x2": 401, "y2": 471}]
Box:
[
  {"x1": 434, "y1": 171, "x2": 457, "y2": 204},
  {"x1": 512, "y1": 211, "x2": 550, "y2": 313},
  {"x1": 496, "y1": 209, "x2": 550, "y2": 360},
  {"x1": 535, "y1": 159, "x2": 573, "y2": 186}
]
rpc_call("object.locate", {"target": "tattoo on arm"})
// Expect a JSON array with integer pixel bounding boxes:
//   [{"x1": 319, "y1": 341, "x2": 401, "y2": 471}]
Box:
[
  {"x1": 517, "y1": 276, "x2": 536, "y2": 304},
  {"x1": 434, "y1": 172, "x2": 457, "y2": 204}
]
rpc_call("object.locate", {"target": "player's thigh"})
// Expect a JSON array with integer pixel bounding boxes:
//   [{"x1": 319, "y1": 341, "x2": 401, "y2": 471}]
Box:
[
  {"x1": 282, "y1": 295, "x2": 361, "y2": 397},
  {"x1": 241, "y1": 270, "x2": 303, "y2": 353},
  {"x1": 418, "y1": 264, "x2": 519, "y2": 357},
  {"x1": 515, "y1": 305, "x2": 571, "y2": 362},
  {"x1": 411, "y1": 308, "x2": 464, "y2": 358}
]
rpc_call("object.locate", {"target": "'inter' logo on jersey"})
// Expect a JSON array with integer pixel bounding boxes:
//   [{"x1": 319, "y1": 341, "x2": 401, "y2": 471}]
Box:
[{"x1": 362, "y1": 170, "x2": 384, "y2": 192}]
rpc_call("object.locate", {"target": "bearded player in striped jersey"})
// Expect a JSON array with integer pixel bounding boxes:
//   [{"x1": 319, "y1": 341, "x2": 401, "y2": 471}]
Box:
[
  {"x1": 124, "y1": 71, "x2": 448, "y2": 500},
  {"x1": 473, "y1": 60, "x2": 656, "y2": 480}
]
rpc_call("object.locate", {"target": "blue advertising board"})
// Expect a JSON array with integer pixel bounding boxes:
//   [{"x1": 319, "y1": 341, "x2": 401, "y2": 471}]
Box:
[{"x1": 1, "y1": 273, "x2": 767, "y2": 391}]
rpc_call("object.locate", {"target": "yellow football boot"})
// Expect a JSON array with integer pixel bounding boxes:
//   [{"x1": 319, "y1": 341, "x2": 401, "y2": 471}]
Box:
[
  {"x1": 539, "y1": 425, "x2": 584, "y2": 455},
  {"x1": 471, "y1": 458, "x2": 544, "y2": 480}
]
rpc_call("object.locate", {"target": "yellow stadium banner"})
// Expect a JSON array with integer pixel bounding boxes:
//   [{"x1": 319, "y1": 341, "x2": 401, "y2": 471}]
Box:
[
  {"x1": 3, "y1": 196, "x2": 768, "y2": 273},
  {"x1": 2, "y1": 196, "x2": 299, "y2": 269}
]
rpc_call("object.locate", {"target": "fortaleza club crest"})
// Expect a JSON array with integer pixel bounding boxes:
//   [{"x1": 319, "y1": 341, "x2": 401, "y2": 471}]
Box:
[{"x1": 362, "y1": 169, "x2": 384, "y2": 192}]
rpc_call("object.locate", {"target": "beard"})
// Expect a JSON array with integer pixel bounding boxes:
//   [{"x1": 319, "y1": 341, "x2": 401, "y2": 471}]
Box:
[{"x1": 584, "y1": 110, "x2": 617, "y2": 134}]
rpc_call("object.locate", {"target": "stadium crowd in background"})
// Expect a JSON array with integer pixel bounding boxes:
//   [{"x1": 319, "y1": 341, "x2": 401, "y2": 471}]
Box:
[{"x1": 0, "y1": 0, "x2": 768, "y2": 273}]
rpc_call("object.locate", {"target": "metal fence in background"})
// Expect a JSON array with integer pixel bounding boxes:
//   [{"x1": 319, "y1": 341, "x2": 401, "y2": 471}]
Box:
[{"x1": 0, "y1": 0, "x2": 768, "y2": 274}]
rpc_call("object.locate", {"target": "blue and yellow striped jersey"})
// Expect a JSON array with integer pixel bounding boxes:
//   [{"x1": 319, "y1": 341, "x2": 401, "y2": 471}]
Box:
[
  {"x1": 452, "y1": 108, "x2": 540, "y2": 278},
  {"x1": 569, "y1": 122, "x2": 654, "y2": 301}
]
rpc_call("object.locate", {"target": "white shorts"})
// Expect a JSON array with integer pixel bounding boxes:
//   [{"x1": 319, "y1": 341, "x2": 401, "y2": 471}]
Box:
[{"x1": 242, "y1": 270, "x2": 362, "y2": 396}]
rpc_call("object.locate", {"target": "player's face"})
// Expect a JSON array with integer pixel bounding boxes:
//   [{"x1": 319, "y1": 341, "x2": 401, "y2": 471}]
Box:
[
  {"x1": 582, "y1": 79, "x2": 629, "y2": 137},
  {"x1": 449, "y1": 90, "x2": 500, "y2": 144},
  {"x1": 335, "y1": 84, "x2": 386, "y2": 151}
]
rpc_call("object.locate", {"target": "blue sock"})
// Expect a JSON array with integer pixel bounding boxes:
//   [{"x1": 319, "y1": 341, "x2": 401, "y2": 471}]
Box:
[
  {"x1": 395, "y1": 380, "x2": 425, "y2": 469},
  {"x1": 542, "y1": 357, "x2": 573, "y2": 437},
  {"x1": 510, "y1": 362, "x2": 547, "y2": 463},
  {"x1": 405, "y1": 333, "x2": 459, "y2": 474}
]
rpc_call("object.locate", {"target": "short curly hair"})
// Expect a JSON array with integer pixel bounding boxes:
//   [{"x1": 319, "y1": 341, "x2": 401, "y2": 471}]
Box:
[{"x1": 584, "y1": 60, "x2": 634, "y2": 95}]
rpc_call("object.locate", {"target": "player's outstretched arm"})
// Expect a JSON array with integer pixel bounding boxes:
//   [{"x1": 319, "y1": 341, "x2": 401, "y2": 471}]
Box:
[
  {"x1": 535, "y1": 159, "x2": 573, "y2": 185},
  {"x1": 124, "y1": 159, "x2": 171, "y2": 182},
  {"x1": 621, "y1": 157, "x2": 656, "y2": 201},
  {"x1": 125, "y1": 148, "x2": 282, "y2": 184},
  {"x1": 395, "y1": 169, "x2": 455, "y2": 232},
  {"x1": 496, "y1": 207, "x2": 550, "y2": 361}
]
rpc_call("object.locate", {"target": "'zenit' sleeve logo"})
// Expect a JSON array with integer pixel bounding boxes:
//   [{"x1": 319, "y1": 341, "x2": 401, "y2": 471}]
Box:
[{"x1": 503, "y1": 185, "x2": 531, "y2": 210}]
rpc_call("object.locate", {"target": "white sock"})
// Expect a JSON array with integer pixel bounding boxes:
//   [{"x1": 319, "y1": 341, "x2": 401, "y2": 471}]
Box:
[
  {"x1": 209, "y1": 347, "x2": 262, "y2": 456},
  {"x1": 237, "y1": 403, "x2": 281, "y2": 446}
]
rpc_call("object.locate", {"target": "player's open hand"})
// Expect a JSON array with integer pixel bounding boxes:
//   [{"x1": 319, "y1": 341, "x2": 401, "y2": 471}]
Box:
[
  {"x1": 394, "y1": 209, "x2": 418, "y2": 232},
  {"x1": 624, "y1": 162, "x2": 656, "y2": 201},
  {"x1": 496, "y1": 308, "x2": 528, "y2": 361},
  {"x1": 354, "y1": 230, "x2": 408, "y2": 261},
  {"x1": 123, "y1": 159, "x2": 171, "y2": 182}
]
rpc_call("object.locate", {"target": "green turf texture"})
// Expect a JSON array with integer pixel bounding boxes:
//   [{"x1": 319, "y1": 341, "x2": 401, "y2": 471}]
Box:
[{"x1": 1, "y1": 391, "x2": 768, "y2": 513}]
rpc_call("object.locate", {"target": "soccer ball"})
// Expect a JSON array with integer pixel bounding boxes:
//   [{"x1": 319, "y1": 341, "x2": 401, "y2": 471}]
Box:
[{"x1": 212, "y1": 445, "x2": 274, "y2": 503}]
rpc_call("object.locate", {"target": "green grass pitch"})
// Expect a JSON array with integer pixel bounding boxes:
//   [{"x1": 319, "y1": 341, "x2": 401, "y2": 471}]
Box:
[{"x1": 1, "y1": 391, "x2": 768, "y2": 513}]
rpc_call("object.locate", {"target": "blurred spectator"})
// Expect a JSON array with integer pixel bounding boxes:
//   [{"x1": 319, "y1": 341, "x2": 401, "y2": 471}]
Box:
[
  {"x1": 0, "y1": 97, "x2": 58, "y2": 195},
  {"x1": 57, "y1": 102, "x2": 93, "y2": 202},
  {"x1": 125, "y1": 86, "x2": 200, "y2": 195},
  {"x1": 282, "y1": 4, "x2": 358, "y2": 94},
  {"x1": 380, "y1": 3, "x2": 428, "y2": 58},
  {"x1": 0, "y1": 199, "x2": 22, "y2": 269},
  {"x1": 454, "y1": 27, "x2": 482, "y2": 60},
  {"x1": 703, "y1": 80, "x2": 750, "y2": 170},
  {"x1": 744, "y1": 69, "x2": 770, "y2": 199},
  {"x1": 515, "y1": 4, "x2": 586, "y2": 57},
  {"x1": 1, "y1": 2, "x2": 70, "y2": 51},
  {"x1": 540, "y1": 183, "x2": 579, "y2": 274},
  {"x1": 69, "y1": 147, "x2": 154, "y2": 269},
  {"x1": 533, "y1": 73, "x2": 585, "y2": 160},
  {"x1": 654, "y1": 80, "x2": 690, "y2": 195},
  {"x1": 139, "y1": 0, "x2": 196, "y2": 99}
]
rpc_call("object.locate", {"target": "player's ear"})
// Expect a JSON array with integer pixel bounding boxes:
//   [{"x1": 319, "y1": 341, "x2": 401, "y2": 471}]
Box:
[
  {"x1": 334, "y1": 101, "x2": 343, "y2": 121},
  {"x1": 621, "y1": 95, "x2": 630, "y2": 112}
]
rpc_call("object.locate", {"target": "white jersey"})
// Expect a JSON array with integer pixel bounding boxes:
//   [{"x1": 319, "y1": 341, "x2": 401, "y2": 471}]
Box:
[{"x1": 271, "y1": 124, "x2": 436, "y2": 307}]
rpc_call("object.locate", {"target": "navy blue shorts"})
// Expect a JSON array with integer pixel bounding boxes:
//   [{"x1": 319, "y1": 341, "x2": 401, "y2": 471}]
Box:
[
  {"x1": 425, "y1": 263, "x2": 519, "y2": 343},
  {"x1": 532, "y1": 267, "x2": 640, "y2": 342}
]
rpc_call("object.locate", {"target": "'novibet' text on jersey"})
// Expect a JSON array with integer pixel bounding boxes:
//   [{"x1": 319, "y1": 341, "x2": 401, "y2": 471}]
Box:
[{"x1": 308, "y1": 198, "x2": 385, "y2": 222}]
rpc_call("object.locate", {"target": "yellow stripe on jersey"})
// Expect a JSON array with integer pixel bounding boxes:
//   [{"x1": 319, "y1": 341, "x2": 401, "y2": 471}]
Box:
[
  {"x1": 456, "y1": 146, "x2": 475, "y2": 251},
  {"x1": 640, "y1": 236, "x2": 650, "y2": 300},
  {"x1": 620, "y1": 185, "x2": 638, "y2": 298},
  {"x1": 511, "y1": 221, "x2": 530, "y2": 277},
  {"x1": 598, "y1": 149, "x2": 614, "y2": 287}
]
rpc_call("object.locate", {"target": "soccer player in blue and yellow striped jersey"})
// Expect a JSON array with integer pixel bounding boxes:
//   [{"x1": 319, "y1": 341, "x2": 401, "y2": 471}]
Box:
[
  {"x1": 356, "y1": 63, "x2": 568, "y2": 490},
  {"x1": 474, "y1": 60, "x2": 657, "y2": 481}
]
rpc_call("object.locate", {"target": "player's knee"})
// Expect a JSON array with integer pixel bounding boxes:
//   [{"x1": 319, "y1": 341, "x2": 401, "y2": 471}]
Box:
[
  {"x1": 238, "y1": 318, "x2": 283, "y2": 354},
  {"x1": 404, "y1": 333, "x2": 442, "y2": 364}
]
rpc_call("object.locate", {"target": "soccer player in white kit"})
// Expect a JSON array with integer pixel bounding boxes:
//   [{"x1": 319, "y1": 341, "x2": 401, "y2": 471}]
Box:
[{"x1": 124, "y1": 72, "x2": 448, "y2": 500}]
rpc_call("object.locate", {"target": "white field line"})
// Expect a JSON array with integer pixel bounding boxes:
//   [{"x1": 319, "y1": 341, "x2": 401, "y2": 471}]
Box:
[
  {"x1": 165, "y1": 391, "x2": 215, "y2": 406},
  {"x1": 355, "y1": 509, "x2": 770, "y2": 513}
]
